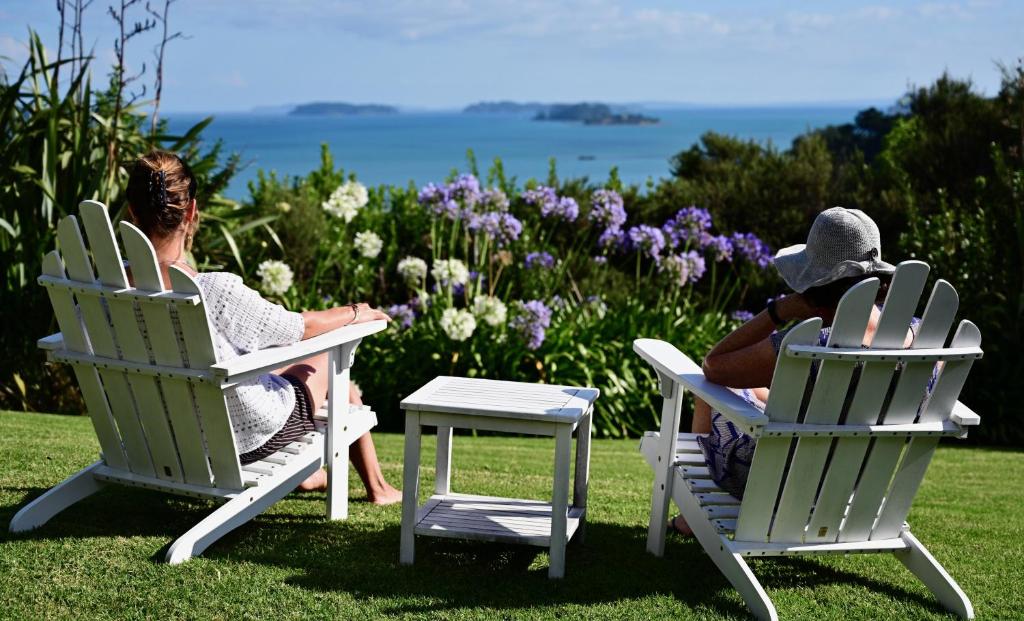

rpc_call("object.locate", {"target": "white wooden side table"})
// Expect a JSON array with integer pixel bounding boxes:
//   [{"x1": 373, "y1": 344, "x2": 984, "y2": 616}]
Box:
[{"x1": 398, "y1": 376, "x2": 599, "y2": 579}]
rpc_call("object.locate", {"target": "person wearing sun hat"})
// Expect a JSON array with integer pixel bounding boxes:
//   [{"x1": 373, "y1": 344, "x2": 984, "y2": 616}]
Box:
[{"x1": 666, "y1": 207, "x2": 920, "y2": 538}]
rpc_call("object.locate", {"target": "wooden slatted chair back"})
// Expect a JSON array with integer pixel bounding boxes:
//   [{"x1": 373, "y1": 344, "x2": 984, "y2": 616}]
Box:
[
  {"x1": 41, "y1": 201, "x2": 244, "y2": 491},
  {"x1": 734, "y1": 261, "x2": 981, "y2": 545}
]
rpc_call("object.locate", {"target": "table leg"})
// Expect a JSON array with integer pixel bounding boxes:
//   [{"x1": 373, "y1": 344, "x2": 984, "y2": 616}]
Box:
[
  {"x1": 572, "y1": 408, "x2": 593, "y2": 542},
  {"x1": 435, "y1": 425, "x2": 453, "y2": 495},
  {"x1": 399, "y1": 412, "x2": 422, "y2": 565},
  {"x1": 327, "y1": 341, "x2": 358, "y2": 521},
  {"x1": 549, "y1": 424, "x2": 572, "y2": 579}
]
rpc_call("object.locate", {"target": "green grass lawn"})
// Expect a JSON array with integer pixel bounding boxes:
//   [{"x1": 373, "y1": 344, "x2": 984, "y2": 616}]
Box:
[{"x1": 0, "y1": 411, "x2": 1021, "y2": 620}]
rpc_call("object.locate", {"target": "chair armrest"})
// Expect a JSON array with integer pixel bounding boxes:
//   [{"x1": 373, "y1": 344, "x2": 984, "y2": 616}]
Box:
[
  {"x1": 950, "y1": 400, "x2": 981, "y2": 426},
  {"x1": 633, "y1": 338, "x2": 770, "y2": 436},
  {"x1": 38, "y1": 332, "x2": 64, "y2": 351},
  {"x1": 211, "y1": 320, "x2": 387, "y2": 384}
]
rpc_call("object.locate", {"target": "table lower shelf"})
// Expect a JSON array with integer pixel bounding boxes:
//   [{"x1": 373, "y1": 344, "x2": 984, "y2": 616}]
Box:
[{"x1": 414, "y1": 493, "x2": 585, "y2": 547}]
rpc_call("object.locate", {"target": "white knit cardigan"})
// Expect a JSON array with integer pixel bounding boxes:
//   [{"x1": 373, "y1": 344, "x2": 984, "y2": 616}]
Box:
[{"x1": 194, "y1": 272, "x2": 305, "y2": 453}]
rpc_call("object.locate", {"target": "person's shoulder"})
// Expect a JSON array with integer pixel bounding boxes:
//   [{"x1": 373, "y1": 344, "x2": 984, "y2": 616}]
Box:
[{"x1": 193, "y1": 271, "x2": 245, "y2": 298}]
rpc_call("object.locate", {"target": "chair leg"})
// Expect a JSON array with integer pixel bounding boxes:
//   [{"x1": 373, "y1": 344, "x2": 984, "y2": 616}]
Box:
[
  {"x1": 165, "y1": 457, "x2": 321, "y2": 564},
  {"x1": 674, "y1": 477, "x2": 778, "y2": 621},
  {"x1": 9, "y1": 461, "x2": 105, "y2": 533},
  {"x1": 896, "y1": 530, "x2": 974, "y2": 619}
]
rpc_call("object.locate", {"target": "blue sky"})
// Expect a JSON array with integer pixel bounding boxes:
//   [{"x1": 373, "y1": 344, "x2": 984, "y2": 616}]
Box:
[{"x1": 1, "y1": 0, "x2": 1020, "y2": 112}]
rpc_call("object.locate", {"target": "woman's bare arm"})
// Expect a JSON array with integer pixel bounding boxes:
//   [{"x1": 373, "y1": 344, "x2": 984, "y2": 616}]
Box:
[{"x1": 300, "y1": 303, "x2": 390, "y2": 340}]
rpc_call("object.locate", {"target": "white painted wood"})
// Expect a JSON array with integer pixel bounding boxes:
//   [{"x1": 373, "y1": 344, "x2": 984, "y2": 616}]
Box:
[
  {"x1": 40, "y1": 251, "x2": 128, "y2": 470},
  {"x1": 646, "y1": 372, "x2": 683, "y2": 557},
  {"x1": 401, "y1": 376, "x2": 598, "y2": 424},
  {"x1": 435, "y1": 426, "x2": 453, "y2": 495},
  {"x1": 672, "y1": 470, "x2": 778, "y2": 621},
  {"x1": 573, "y1": 407, "x2": 592, "y2": 543},
  {"x1": 80, "y1": 203, "x2": 184, "y2": 483},
  {"x1": 119, "y1": 222, "x2": 211, "y2": 486},
  {"x1": 165, "y1": 439, "x2": 323, "y2": 564},
  {"x1": 417, "y1": 411, "x2": 559, "y2": 436},
  {"x1": 212, "y1": 320, "x2": 386, "y2": 383},
  {"x1": 549, "y1": 424, "x2": 572, "y2": 579},
  {"x1": 785, "y1": 345, "x2": 981, "y2": 362},
  {"x1": 895, "y1": 531, "x2": 974, "y2": 619},
  {"x1": 9, "y1": 461, "x2": 106, "y2": 532},
  {"x1": 733, "y1": 537, "x2": 907, "y2": 557},
  {"x1": 168, "y1": 266, "x2": 244, "y2": 491},
  {"x1": 58, "y1": 215, "x2": 156, "y2": 477},
  {"x1": 400, "y1": 411, "x2": 422, "y2": 565},
  {"x1": 326, "y1": 342, "x2": 355, "y2": 520},
  {"x1": 761, "y1": 420, "x2": 962, "y2": 437},
  {"x1": 840, "y1": 279, "x2": 959, "y2": 542},
  {"x1": 734, "y1": 318, "x2": 821, "y2": 542},
  {"x1": 771, "y1": 280, "x2": 879, "y2": 543},
  {"x1": 950, "y1": 400, "x2": 980, "y2": 426},
  {"x1": 633, "y1": 339, "x2": 769, "y2": 434},
  {"x1": 37, "y1": 275, "x2": 200, "y2": 305},
  {"x1": 413, "y1": 494, "x2": 584, "y2": 547},
  {"x1": 399, "y1": 378, "x2": 596, "y2": 577}
]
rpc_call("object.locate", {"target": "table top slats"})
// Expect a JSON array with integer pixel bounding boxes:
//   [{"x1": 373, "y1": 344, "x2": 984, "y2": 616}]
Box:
[{"x1": 402, "y1": 376, "x2": 599, "y2": 424}]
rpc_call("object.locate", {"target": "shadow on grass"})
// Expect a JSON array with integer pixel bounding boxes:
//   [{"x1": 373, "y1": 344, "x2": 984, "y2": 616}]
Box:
[{"x1": 1, "y1": 487, "x2": 946, "y2": 617}]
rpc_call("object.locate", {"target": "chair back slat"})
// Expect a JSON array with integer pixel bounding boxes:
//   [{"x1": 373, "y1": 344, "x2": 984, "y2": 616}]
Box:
[
  {"x1": 57, "y1": 215, "x2": 156, "y2": 477},
  {"x1": 869, "y1": 320, "x2": 983, "y2": 540},
  {"x1": 838, "y1": 277, "x2": 960, "y2": 542},
  {"x1": 804, "y1": 262, "x2": 929, "y2": 543},
  {"x1": 734, "y1": 318, "x2": 820, "y2": 542},
  {"x1": 80, "y1": 203, "x2": 185, "y2": 483},
  {"x1": 169, "y1": 267, "x2": 243, "y2": 490},
  {"x1": 119, "y1": 222, "x2": 213, "y2": 486},
  {"x1": 769, "y1": 279, "x2": 879, "y2": 542},
  {"x1": 41, "y1": 250, "x2": 129, "y2": 470}
]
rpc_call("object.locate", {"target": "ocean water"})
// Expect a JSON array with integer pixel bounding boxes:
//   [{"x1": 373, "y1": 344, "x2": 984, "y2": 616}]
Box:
[{"x1": 165, "y1": 107, "x2": 861, "y2": 199}]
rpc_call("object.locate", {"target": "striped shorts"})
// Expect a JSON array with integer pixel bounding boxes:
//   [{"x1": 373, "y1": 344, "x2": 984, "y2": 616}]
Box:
[{"x1": 239, "y1": 374, "x2": 316, "y2": 465}]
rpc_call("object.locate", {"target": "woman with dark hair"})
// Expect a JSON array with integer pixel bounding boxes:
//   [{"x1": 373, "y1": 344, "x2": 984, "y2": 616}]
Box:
[
  {"x1": 124, "y1": 150, "x2": 401, "y2": 503},
  {"x1": 669, "y1": 207, "x2": 911, "y2": 536}
]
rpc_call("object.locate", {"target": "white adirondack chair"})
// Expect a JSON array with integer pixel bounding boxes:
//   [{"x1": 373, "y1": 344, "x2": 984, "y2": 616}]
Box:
[
  {"x1": 636, "y1": 261, "x2": 983, "y2": 620},
  {"x1": 9, "y1": 200, "x2": 385, "y2": 563}
]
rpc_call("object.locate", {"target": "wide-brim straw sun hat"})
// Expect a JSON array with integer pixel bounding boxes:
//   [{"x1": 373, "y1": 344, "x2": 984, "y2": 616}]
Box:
[{"x1": 773, "y1": 206, "x2": 895, "y2": 293}]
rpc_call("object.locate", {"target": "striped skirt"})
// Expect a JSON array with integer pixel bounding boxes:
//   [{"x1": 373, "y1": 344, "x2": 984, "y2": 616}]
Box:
[{"x1": 239, "y1": 373, "x2": 316, "y2": 465}]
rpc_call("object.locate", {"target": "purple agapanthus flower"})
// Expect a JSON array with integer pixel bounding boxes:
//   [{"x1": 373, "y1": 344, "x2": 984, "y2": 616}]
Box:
[
  {"x1": 542, "y1": 196, "x2": 579, "y2": 221},
  {"x1": 447, "y1": 173, "x2": 481, "y2": 206},
  {"x1": 479, "y1": 188, "x2": 510, "y2": 211},
  {"x1": 510, "y1": 299, "x2": 552, "y2": 351},
  {"x1": 703, "y1": 234, "x2": 734, "y2": 262},
  {"x1": 598, "y1": 227, "x2": 626, "y2": 251},
  {"x1": 731, "y1": 232, "x2": 773, "y2": 268},
  {"x1": 522, "y1": 185, "x2": 557, "y2": 208},
  {"x1": 466, "y1": 211, "x2": 522, "y2": 246},
  {"x1": 662, "y1": 206, "x2": 712, "y2": 248},
  {"x1": 418, "y1": 182, "x2": 461, "y2": 219},
  {"x1": 592, "y1": 255, "x2": 608, "y2": 265},
  {"x1": 525, "y1": 251, "x2": 555, "y2": 269},
  {"x1": 589, "y1": 189, "x2": 627, "y2": 229},
  {"x1": 731, "y1": 310, "x2": 755, "y2": 322},
  {"x1": 385, "y1": 303, "x2": 416, "y2": 329},
  {"x1": 662, "y1": 250, "x2": 706, "y2": 285},
  {"x1": 628, "y1": 224, "x2": 667, "y2": 262}
]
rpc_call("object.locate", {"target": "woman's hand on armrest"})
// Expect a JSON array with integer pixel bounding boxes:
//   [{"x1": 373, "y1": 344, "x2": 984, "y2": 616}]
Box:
[{"x1": 301, "y1": 303, "x2": 390, "y2": 340}]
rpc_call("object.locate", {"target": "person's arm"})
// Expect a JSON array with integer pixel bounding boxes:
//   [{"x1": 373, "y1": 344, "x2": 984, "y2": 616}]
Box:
[
  {"x1": 300, "y1": 303, "x2": 390, "y2": 340},
  {"x1": 702, "y1": 293, "x2": 825, "y2": 388}
]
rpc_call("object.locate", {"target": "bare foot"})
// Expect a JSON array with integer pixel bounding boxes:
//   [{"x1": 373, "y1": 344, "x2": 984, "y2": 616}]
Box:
[
  {"x1": 367, "y1": 483, "x2": 402, "y2": 506},
  {"x1": 297, "y1": 468, "x2": 327, "y2": 492},
  {"x1": 668, "y1": 514, "x2": 694, "y2": 538}
]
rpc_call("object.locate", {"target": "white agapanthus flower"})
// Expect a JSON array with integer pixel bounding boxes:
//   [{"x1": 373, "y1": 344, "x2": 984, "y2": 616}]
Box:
[
  {"x1": 354, "y1": 230, "x2": 383, "y2": 258},
  {"x1": 440, "y1": 308, "x2": 476, "y2": 341},
  {"x1": 256, "y1": 259, "x2": 294, "y2": 296},
  {"x1": 472, "y1": 295, "x2": 507, "y2": 327},
  {"x1": 397, "y1": 256, "x2": 428, "y2": 286},
  {"x1": 322, "y1": 180, "x2": 369, "y2": 222},
  {"x1": 431, "y1": 258, "x2": 469, "y2": 286}
]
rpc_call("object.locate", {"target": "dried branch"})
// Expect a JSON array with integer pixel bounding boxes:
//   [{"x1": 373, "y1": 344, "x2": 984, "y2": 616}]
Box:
[
  {"x1": 146, "y1": 0, "x2": 187, "y2": 134},
  {"x1": 105, "y1": 0, "x2": 155, "y2": 186}
]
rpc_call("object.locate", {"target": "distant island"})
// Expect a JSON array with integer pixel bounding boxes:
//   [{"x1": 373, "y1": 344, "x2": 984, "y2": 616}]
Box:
[
  {"x1": 463, "y1": 101, "x2": 658, "y2": 125},
  {"x1": 536, "y1": 103, "x2": 659, "y2": 126},
  {"x1": 463, "y1": 101, "x2": 548, "y2": 115},
  {"x1": 290, "y1": 102, "x2": 398, "y2": 116}
]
